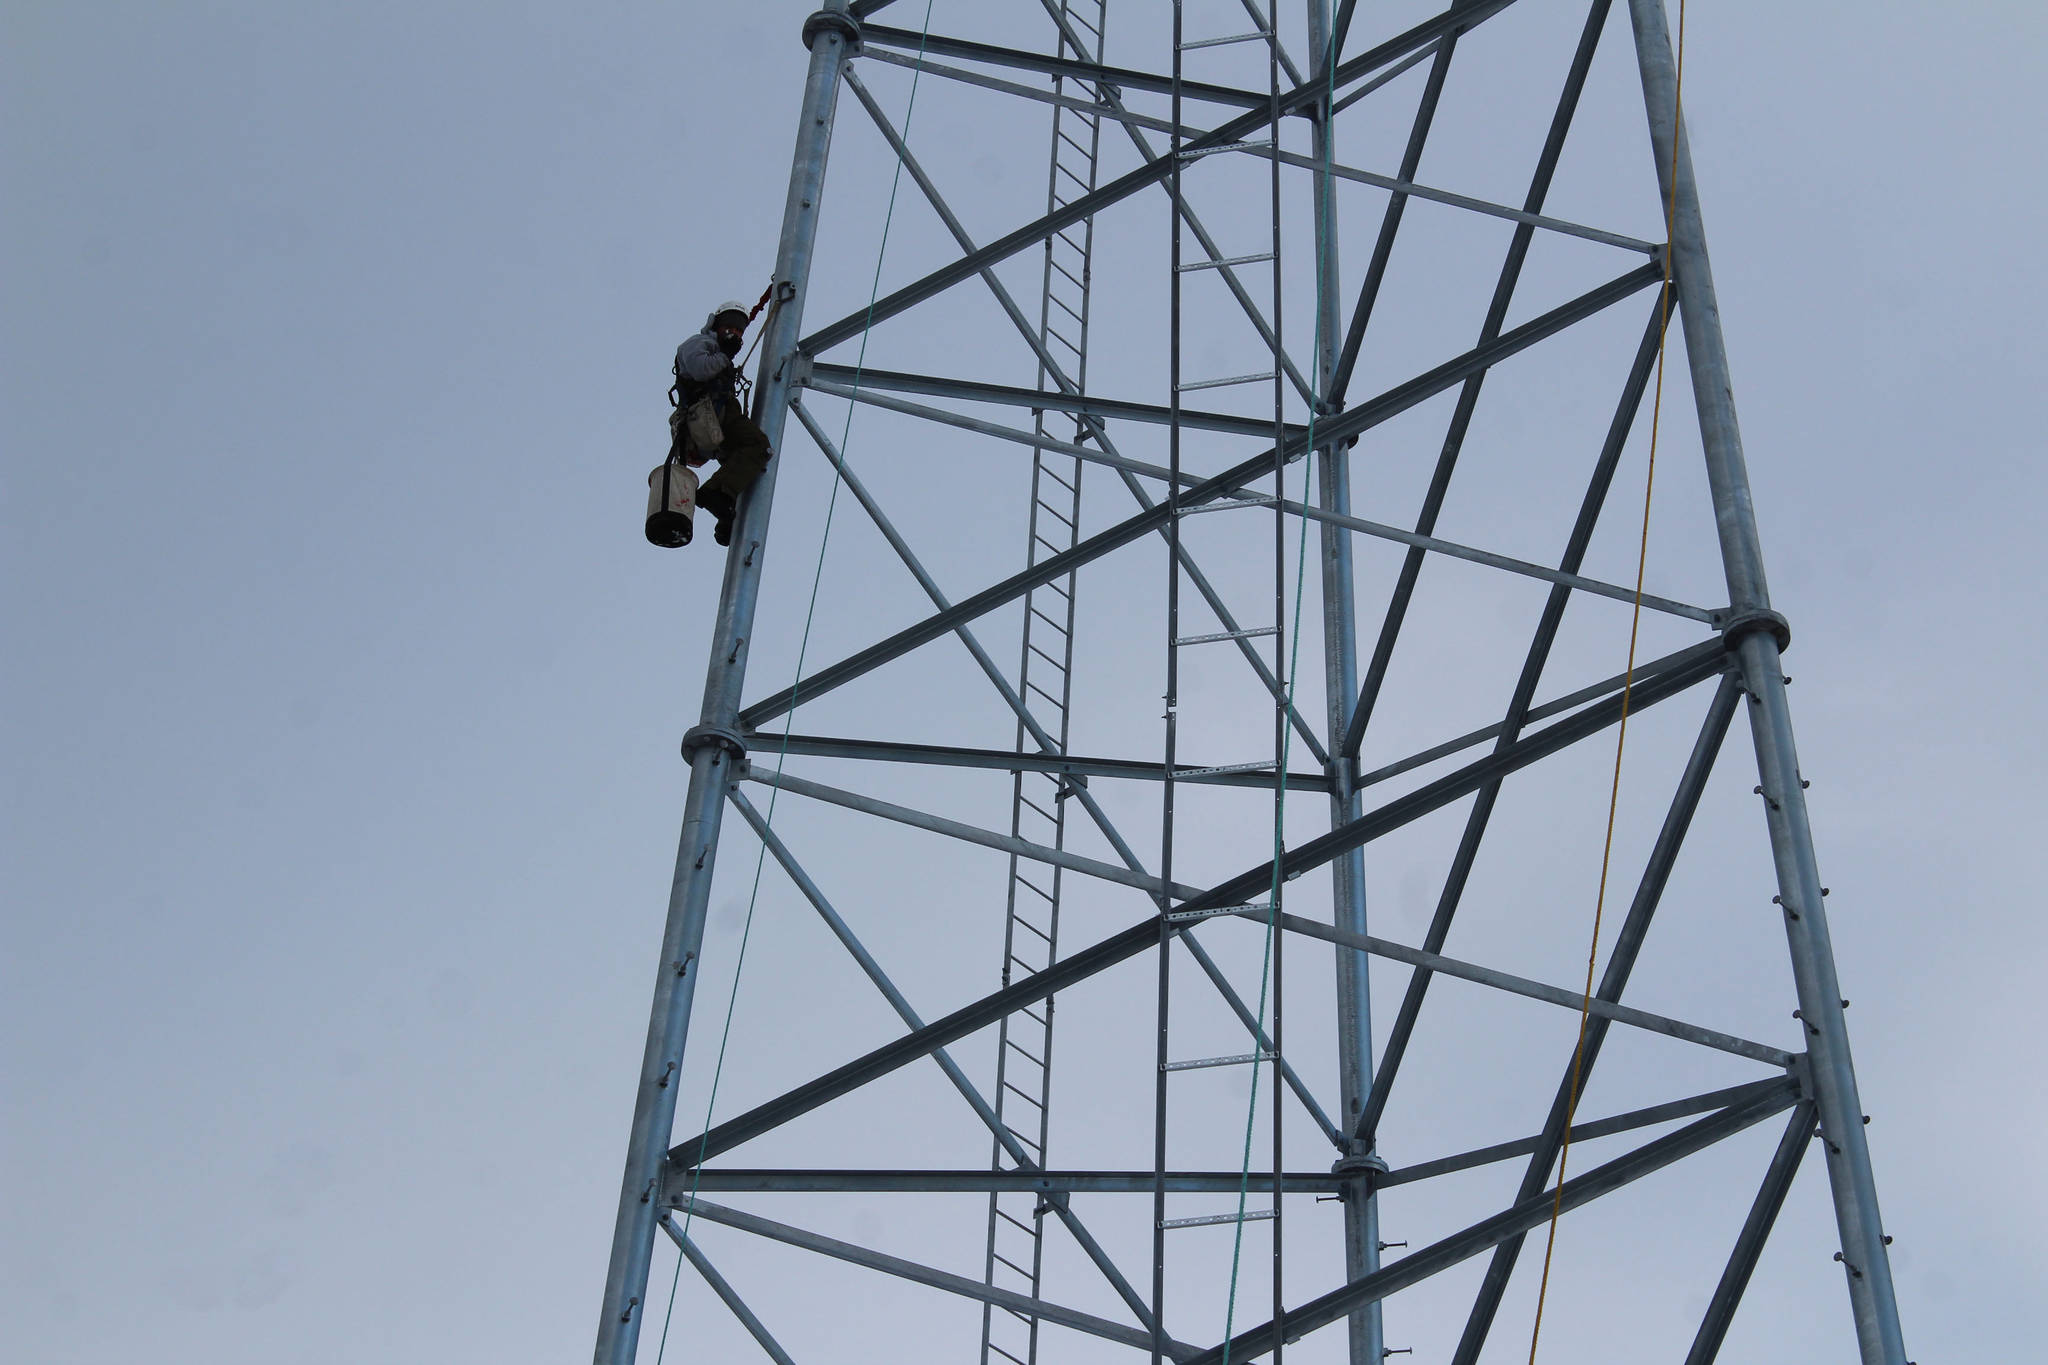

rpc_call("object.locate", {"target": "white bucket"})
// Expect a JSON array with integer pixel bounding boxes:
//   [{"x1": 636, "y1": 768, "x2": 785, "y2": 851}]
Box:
[{"x1": 646, "y1": 462, "x2": 698, "y2": 548}]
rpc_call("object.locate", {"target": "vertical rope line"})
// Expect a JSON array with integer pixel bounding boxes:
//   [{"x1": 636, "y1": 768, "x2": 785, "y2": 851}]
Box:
[
  {"x1": 1220, "y1": 10, "x2": 1338, "y2": 1360},
  {"x1": 654, "y1": 6, "x2": 940, "y2": 1359},
  {"x1": 1524, "y1": 3, "x2": 1683, "y2": 1360}
]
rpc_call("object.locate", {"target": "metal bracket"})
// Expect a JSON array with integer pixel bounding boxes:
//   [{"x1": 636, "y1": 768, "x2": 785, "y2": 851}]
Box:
[
  {"x1": 1719, "y1": 606, "x2": 1792, "y2": 653},
  {"x1": 802, "y1": 9, "x2": 861, "y2": 53},
  {"x1": 1787, "y1": 1051, "x2": 1817, "y2": 1102},
  {"x1": 681, "y1": 724, "x2": 748, "y2": 762}
]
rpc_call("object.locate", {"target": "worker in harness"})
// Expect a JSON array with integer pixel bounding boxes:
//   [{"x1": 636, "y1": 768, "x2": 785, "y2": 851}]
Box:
[{"x1": 669, "y1": 298, "x2": 773, "y2": 547}]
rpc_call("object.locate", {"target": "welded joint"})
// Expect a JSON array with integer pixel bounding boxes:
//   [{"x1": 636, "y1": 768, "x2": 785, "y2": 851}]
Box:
[
  {"x1": 802, "y1": 8, "x2": 861, "y2": 54},
  {"x1": 682, "y1": 723, "x2": 749, "y2": 763},
  {"x1": 1718, "y1": 606, "x2": 1791, "y2": 653}
]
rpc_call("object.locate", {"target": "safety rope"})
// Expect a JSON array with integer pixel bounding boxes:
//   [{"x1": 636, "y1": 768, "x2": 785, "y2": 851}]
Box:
[
  {"x1": 653, "y1": 5, "x2": 941, "y2": 1360},
  {"x1": 1524, "y1": 4, "x2": 1686, "y2": 1360},
  {"x1": 1218, "y1": 26, "x2": 1341, "y2": 1364}
]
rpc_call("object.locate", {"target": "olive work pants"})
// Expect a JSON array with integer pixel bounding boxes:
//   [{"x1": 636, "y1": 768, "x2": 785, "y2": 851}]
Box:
[{"x1": 670, "y1": 393, "x2": 772, "y2": 509}]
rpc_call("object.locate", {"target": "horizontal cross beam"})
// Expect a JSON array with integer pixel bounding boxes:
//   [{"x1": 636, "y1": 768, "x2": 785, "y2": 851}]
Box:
[
  {"x1": 860, "y1": 22, "x2": 1272, "y2": 112},
  {"x1": 748, "y1": 731, "x2": 1330, "y2": 792},
  {"x1": 674, "y1": 1169, "x2": 1348, "y2": 1195},
  {"x1": 804, "y1": 362, "x2": 1307, "y2": 442}
]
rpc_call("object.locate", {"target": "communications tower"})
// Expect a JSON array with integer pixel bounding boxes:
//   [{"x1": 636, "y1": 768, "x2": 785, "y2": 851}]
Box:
[{"x1": 596, "y1": 3, "x2": 1911, "y2": 1363}]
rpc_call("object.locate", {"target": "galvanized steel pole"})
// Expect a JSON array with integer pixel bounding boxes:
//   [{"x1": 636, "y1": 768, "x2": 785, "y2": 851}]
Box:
[
  {"x1": 591, "y1": 8, "x2": 858, "y2": 1362},
  {"x1": 1627, "y1": 3, "x2": 1907, "y2": 1361},
  {"x1": 1305, "y1": 4, "x2": 1386, "y2": 1365}
]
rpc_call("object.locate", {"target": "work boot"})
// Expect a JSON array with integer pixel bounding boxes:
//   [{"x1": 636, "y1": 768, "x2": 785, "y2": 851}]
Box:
[{"x1": 699, "y1": 487, "x2": 737, "y2": 547}]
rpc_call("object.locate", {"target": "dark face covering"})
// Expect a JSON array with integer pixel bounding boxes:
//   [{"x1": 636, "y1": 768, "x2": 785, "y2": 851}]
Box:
[{"x1": 717, "y1": 330, "x2": 743, "y2": 357}]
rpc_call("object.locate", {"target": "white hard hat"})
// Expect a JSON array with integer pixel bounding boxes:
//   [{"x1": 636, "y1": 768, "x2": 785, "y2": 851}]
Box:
[{"x1": 707, "y1": 299, "x2": 752, "y2": 330}]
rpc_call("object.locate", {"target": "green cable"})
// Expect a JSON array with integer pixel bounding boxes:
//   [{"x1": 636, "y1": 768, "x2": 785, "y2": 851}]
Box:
[
  {"x1": 654, "y1": 4, "x2": 940, "y2": 1358},
  {"x1": 1218, "y1": 24, "x2": 1342, "y2": 1364}
]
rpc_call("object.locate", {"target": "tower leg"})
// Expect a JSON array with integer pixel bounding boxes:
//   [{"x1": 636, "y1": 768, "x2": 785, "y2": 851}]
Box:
[
  {"x1": 1626, "y1": 4, "x2": 1906, "y2": 1361},
  {"x1": 592, "y1": 9, "x2": 858, "y2": 1362},
  {"x1": 1305, "y1": 6, "x2": 1385, "y2": 1364}
]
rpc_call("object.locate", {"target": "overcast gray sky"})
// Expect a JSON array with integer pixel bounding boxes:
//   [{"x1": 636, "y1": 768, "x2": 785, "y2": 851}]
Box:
[{"x1": 6, "y1": 3, "x2": 2045, "y2": 1362}]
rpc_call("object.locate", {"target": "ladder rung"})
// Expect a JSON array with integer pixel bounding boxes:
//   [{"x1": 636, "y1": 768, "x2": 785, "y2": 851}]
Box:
[
  {"x1": 1177, "y1": 138, "x2": 1273, "y2": 161},
  {"x1": 1163, "y1": 1050, "x2": 1275, "y2": 1073},
  {"x1": 1020, "y1": 1006, "x2": 1049, "y2": 1028},
  {"x1": 1050, "y1": 291, "x2": 1085, "y2": 325},
  {"x1": 1020, "y1": 794, "x2": 1060, "y2": 825},
  {"x1": 1007, "y1": 1038, "x2": 1047, "y2": 1069},
  {"x1": 1161, "y1": 1207, "x2": 1277, "y2": 1230},
  {"x1": 1015, "y1": 874, "x2": 1056, "y2": 904},
  {"x1": 990, "y1": 1345, "x2": 1029, "y2": 1365},
  {"x1": 1177, "y1": 626, "x2": 1278, "y2": 646},
  {"x1": 1027, "y1": 640, "x2": 1067, "y2": 670},
  {"x1": 1030, "y1": 605, "x2": 1068, "y2": 634},
  {"x1": 1177, "y1": 370, "x2": 1276, "y2": 393},
  {"x1": 1034, "y1": 502, "x2": 1074, "y2": 532},
  {"x1": 1013, "y1": 914, "x2": 1054, "y2": 947},
  {"x1": 1179, "y1": 760, "x2": 1275, "y2": 778},
  {"x1": 1037, "y1": 464, "x2": 1077, "y2": 495},
  {"x1": 1001, "y1": 1081, "x2": 1044, "y2": 1109},
  {"x1": 997, "y1": 1208, "x2": 1036, "y2": 1235},
  {"x1": 1179, "y1": 30, "x2": 1270, "y2": 52},
  {"x1": 1002, "y1": 1305, "x2": 1036, "y2": 1326},
  {"x1": 1050, "y1": 257, "x2": 1085, "y2": 290},
  {"x1": 1057, "y1": 125, "x2": 1090, "y2": 158},
  {"x1": 1056, "y1": 161, "x2": 1089, "y2": 191},
  {"x1": 1180, "y1": 252, "x2": 1275, "y2": 273},
  {"x1": 1167, "y1": 902, "x2": 1273, "y2": 923},
  {"x1": 1033, "y1": 532, "x2": 1064, "y2": 556},
  {"x1": 1026, "y1": 680, "x2": 1066, "y2": 709},
  {"x1": 1046, "y1": 326, "x2": 1082, "y2": 355},
  {"x1": 1055, "y1": 227, "x2": 1087, "y2": 254}
]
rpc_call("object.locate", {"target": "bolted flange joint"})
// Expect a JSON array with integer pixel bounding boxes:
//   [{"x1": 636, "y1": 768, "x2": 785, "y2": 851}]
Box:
[
  {"x1": 802, "y1": 9, "x2": 861, "y2": 53},
  {"x1": 680, "y1": 724, "x2": 748, "y2": 763},
  {"x1": 1332, "y1": 1150, "x2": 1389, "y2": 1195},
  {"x1": 1718, "y1": 606, "x2": 1792, "y2": 653}
]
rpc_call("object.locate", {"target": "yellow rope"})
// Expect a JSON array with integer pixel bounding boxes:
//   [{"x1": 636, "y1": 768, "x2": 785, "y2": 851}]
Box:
[{"x1": 1525, "y1": 4, "x2": 1685, "y2": 1359}]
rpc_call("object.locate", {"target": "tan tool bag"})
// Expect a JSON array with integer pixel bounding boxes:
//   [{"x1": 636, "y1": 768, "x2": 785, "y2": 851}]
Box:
[{"x1": 681, "y1": 395, "x2": 723, "y2": 457}]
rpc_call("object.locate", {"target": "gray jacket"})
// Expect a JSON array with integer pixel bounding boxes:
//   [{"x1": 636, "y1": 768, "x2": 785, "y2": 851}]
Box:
[{"x1": 674, "y1": 330, "x2": 733, "y2": 393}]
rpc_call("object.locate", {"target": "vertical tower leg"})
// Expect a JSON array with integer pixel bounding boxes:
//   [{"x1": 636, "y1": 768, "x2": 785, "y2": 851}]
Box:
[
  {"x1": 1304, "y1": 7, "x2": 1385, "y2": 1364},
  {"x1": 592, "y1": 8, "x2": 858, "y2": 1362},
  {"x1": 1625, "y1": 4, "x2": 1906, "y2": 1361}
]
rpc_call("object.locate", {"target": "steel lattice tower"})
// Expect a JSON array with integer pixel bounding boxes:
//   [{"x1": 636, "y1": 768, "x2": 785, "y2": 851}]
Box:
[{"x1": 595, "y1": 3, "x2": 1911, "y2": 1363}]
